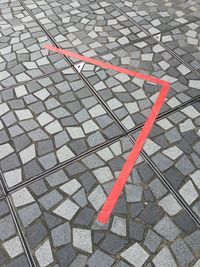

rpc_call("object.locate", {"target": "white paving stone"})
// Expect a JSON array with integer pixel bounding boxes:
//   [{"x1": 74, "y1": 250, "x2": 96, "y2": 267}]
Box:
[
  {"x1": 163, "y1": 146, "x2": 183, "y2": 160},
  {"x1": 82, "y1": 120, "x2": 99, "y2": 133},
  {"x1": 0, "y1": 144, "x2": 14, "y2": 160},
  {"x1": 89, "y1": 104, "x2": 106, "y2": 117},
  {"x1": 88, "y1": 185, "x2": 107, "y2": 211},
  {"x1": 60, "y1": 179, "x2": 81, "y2": 195},
  {"x1": 190, "y1": 170, "x2": 200, "y2": 190},
  {"x1": 37, "y1": 112, "x2": 54, "y2": 126},
  {"x1": 35, "y1": 240, "x2": 54, "y2": 267},
  {"x1": 34, "y1": 89, "x2": 50, "y2": 100},
  {"x1": 157, "y1": 118, "x2": 173, "y2": 130},
  {"x1": 107, "y1": 98, "x2": 123, "y2": 110},
  {"x1": 56, "y1": 145, "x2": 75, "y2": 162},
  {"x1": 15, "y1": 109, "x2": 33, "y2": 120},
  {"x1": 3, "y1": 236, "x2": 23, "y2": 258},
  {"x1": 153, "y1": 246, "x2": 177, "y2": 267},
  {"x1": 73, "y1": 228, "x2": 92, "y2": 253},
  {"x1": 15, "y1": 85, "x2": 28, "y2": 97},
  {"x1": 12, "y1": 188, "x2": 35, "y2": 207},
  {"x1": 53, "y1": 199, "x2": 79, "y2": 220},
  {"x1": 93, "y1": 167, "x2": 114, "y2": 183},
  {"x1": 121, "y1": 115, "x2": 135, "y2": 130},
  {"x1": 67, "y1": 127, "x2": 85, "y2": 139},
  {"x1": 97, "y1": 147, "x2": 114, "y2": 161},
  {"x1": 0, "y1": 103, "x2": 9, "y2": 116},
  {"x1": 179, "y1": 119, "x2": 195, "y2": 132},
  {"x1": 19, "y1": 144, "x2": 36, "y2": 164},
  {"x1": 125, "y1": 102, "x2": 139, "y2": 114},
  {"x1": 179, "y1": 181, "x2": 198, "y2": 205},
  {"x1": 159, "y1": 194, "x2": 182, "y2": 216},
  {"x1": 144, "y1": 139, "x2": 161, "y2": 156},
  {"x1": 121, "y1": 243, "x2": 149, "y2": 267},
  {"x1": 45, "y1": 120, "x2": 63, "y2": 134},
  {"x1": 182, "y1": 106, "x2": 200, "y2": 118},
  {"x1": 4, "y1": 169, "x2": 22, "y2": 188},
  {"x1": 111, "y1": 216, "x2": 126, "y2": 236}
]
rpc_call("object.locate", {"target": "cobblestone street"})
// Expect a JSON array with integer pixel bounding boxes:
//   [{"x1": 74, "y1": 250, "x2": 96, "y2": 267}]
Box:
[{"x1": 0, "y1": 0, "x2": 200, "y2": 266}]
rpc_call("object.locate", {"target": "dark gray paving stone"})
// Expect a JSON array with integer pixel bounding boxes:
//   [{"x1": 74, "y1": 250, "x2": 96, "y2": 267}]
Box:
[
  {"x1": 10, "y1": 137, "x2": 200, "y2": 266},
  {"x1": 171, "y1": 238, "x2": 194, "y2": 267},
  {"x1": 144, "y1": 229, "x2": 162, "y2": 253},
  {"x1": 26, "y1": 221, "x2": 48, "y2": 249},
  {"x1": 87, "y1": 249, "x2": 114, "y2": 267},
  {"x1": 100, "y1": 234, "x2": 128, "y2": 254},
  {"x1": 139, "y1": 204, "x2": 164, "y2": 225},
  {"x1": 56, "y1": 245, "x2": 76, "y2": 266},
  {"x1": 129, "y1": 220, "x2": 145, "y2": 241}
]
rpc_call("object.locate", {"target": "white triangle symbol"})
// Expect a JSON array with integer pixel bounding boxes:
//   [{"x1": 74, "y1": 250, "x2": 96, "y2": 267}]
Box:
[
  {"x1": 154, "y1": 34, "x2": 161, "y2": 41},
  {"x1": 74, "y1": 62, "x2": 85, "y2": 73}
]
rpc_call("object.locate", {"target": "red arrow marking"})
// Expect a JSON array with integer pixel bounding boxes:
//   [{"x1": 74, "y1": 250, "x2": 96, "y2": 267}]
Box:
[{"x1": 44, "y1": 44, "x2": 170, "y2": 224}]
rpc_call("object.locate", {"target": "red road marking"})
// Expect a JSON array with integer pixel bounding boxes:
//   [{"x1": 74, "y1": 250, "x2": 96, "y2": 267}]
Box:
[{"x1": 44, "y1": 44, "x2": 170, "y2": 224}]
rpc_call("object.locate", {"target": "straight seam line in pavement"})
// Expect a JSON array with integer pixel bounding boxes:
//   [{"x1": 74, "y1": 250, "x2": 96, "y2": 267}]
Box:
[
  {"x1": 6, "y1": 196, "x2": 37, "y2": 267},
  {"x1": 128, "y1": 134, "x2": 200, "y2": 228},
  {"x1": 0, "y1": 172, "x2": 36, "y2": 267},
  {"x1": 6, "y1": 133, "x2": 126, "y2": 194}
]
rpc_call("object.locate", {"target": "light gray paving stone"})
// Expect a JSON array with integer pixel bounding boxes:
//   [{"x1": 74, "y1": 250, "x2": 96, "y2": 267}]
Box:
[
  {"x1": 144, "y1": 229, "x2": 162, "y2": 253},
  {"x1": 153, "y1": 246, "x2": 177, "y2": 267},
  {"x1": 0, "y1": 215, "x2": 16, "y2": 241},
  {"x1": 38, "y1": 190, "x2": 63, "y2": 210},
  {"x1": 111, "y1": 216, "x2": 126, "y2": 236},
  {"x1": 125, "y1": 184, "x2": 142, "y2": 202},
  {"x1": 171, "y1": 238, "x2": 194, "y2": 267},
  {"x1": 73, "y1": 228, "x2": 92, "y2": 253},
  {"x1": 87, "y1": 250, "x2": 114, "y2": 267},
  {"x1": 121, "y1": 243, "x2": 149, "y2": 267},
  {"x1": 88, "y1": 185, "x2": 107, "y2": 211},
  {"x1": 35, "y1": 239, "x2": 54, "y2": 267},
  {"x1": 53, "y1": 199, "x2": 79, "y2": 220},
  {"x1": 159, "y1": 194, "x2": 182, "y2": 216},
  {"x1": 12, "y1": 188, "x2": 34, "y2": 207},
  {"x1": 179, "y1": 181, "x2": 198, "y2": 205},
  {"x1": 3, "y1": 169, "x2": 22, "y2": 188},
  {"x1": 154, "y1": 216, "x2": 181, "y2": 241},
  {"x1": 18, "y1": 203, "x2": 42, "y2": 227},
  {"x1": 60, "y1": 179, "x2": 81, "y2": 196},
  {"x1": 51, "y1": 222, "x2": 71, "y2": 247},
  {"x1": 3, "y1": 236, "x2": 23, "y2": 258}
]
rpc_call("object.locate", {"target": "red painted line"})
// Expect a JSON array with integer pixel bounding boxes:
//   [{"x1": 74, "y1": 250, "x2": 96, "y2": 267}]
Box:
[
  {"x1": 44, "y1": 44, "x2": 170, "y2": 224},
  {"x1": 44, "y1": 44, "x2": 169, "y2": 86},
  {"x1": 97, "y1": 83, "x2": 170, "y2": 223}
]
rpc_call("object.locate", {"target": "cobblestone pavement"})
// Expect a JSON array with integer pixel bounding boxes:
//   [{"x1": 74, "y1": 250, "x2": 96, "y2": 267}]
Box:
[{"x1": 0, "y1": 0, "x2": 200, "y2": 266}]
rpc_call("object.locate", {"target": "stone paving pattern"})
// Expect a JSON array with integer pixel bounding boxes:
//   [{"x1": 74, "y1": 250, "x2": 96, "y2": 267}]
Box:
[{"x1": 0, "y1": 0, "x2": 200, "y2": 266}]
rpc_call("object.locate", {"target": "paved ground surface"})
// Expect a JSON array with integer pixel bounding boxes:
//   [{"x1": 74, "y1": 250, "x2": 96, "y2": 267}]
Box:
[{"x1": 0, "y1": 0, "x2": 200, "y2": 266}]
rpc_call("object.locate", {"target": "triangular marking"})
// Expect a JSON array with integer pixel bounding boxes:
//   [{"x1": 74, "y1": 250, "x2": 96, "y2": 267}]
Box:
[{"x1": 74, "y1": 62, "x2": 85, "y2": 73}]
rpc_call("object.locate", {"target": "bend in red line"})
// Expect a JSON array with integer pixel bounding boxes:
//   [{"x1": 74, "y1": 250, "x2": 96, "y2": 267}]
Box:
[{"x1": 44, "y1": 44, "x2": 171, "y2": 224}]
